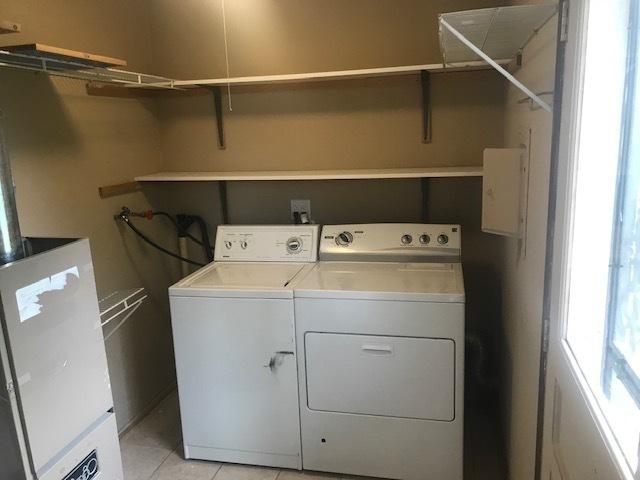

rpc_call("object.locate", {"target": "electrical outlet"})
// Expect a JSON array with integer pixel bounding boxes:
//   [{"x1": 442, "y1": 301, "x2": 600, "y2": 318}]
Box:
[{"x1": 290, "y1": 199, "x2": 311, "y2": 222}]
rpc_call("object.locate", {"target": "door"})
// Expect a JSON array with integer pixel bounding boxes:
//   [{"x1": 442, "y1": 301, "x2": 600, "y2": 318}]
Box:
[
  {"x1": 541, "y1": 1, "x2": 640, "y2": 479},
  {"x1": 170, "y1": 295, "x2": 301, "y2": 468}
]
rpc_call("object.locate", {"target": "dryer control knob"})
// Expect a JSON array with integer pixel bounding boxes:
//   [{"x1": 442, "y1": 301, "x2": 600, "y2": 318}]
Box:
[
  {"x1": 336, "y1": 231, "x2": 353, "y2": 247},
  {"x1": 401, "y1": 234, "x2": 413, "y2": 245},
  {"x1": 240, "y1": 241, "x2": 248, "y2": 250},
  {"x1": 419, "y1": 234, "x2": 431, "y2": 245},
  {"x1": 437, "y1": 234, "x2": 449, "y2": 245},
  {"x1": 224, "y1": 241, "x2": 232, "y2": 249},
  {"x1": 286, "y1": 237, "x2": 302, "y2": 253}
]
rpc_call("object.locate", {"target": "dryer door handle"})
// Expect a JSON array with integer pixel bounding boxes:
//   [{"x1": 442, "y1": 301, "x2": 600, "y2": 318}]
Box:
[{"x1": 361, "y1": 344, "x2": 393, "y2": 354}]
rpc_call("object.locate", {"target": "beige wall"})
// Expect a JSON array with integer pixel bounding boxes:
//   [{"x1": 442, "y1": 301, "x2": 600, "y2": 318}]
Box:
[
  {"x1": 157, "y1": 71, "x2": 504, "y2": 172},
  {"x1": 146, "y1": 0, "x2": 509, "y2": 333},
  {"x1": 497, "y1": 12, "x2": 557, "y2": 480},
  {"x1": 1, "y1": 0, "x2": 517, "y2": 452},
  {"x1": 151, "y1": 0, "x2": 508, "y2": 173},
  {"x1": 146, "y1": 1, "x2": 508, "y2": 428},
  {"x1": 146, "y1": 0, "x2": 509, "y2": 344},
  {"x1": 145, "y1": 0, "x2": 509, "y2": 393},
  {"x1": 150, "y1": 0, "x2": 510, "y2": 79},
  {"x1": 0, "y1": 0, "x2": 179, "y2": 433}
]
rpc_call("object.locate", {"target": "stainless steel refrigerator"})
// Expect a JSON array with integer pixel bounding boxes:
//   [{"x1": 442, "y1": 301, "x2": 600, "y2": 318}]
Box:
[{"x1": 0, "y1": 237, "x2": 123, "y2": 480}]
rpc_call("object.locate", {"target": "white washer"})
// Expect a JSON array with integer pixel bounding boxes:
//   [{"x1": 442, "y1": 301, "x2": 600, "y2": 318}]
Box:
[
  {"x1": 294, "y1": 224, "x2": 464, "y2": 480},
  {"x1": 169, "y1": 225, "x2": 319, "y2": 469}
]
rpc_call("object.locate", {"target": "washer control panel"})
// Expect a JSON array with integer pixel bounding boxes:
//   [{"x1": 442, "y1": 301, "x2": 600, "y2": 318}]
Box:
[
  {"x1": 321, "y1": 224, "x2": 461, "y2": 262},
  {"x1": 215, "y1": 225, "x2": 320, "y2": 262}
]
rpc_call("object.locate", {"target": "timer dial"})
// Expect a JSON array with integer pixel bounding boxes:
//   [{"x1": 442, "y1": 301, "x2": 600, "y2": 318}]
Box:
[
  {"x1": 437, "y1": 234, "x2": 449, "y2": 245},
  {"x1": 286, "y1": 237, "x2": 303, "y2": 254},
  {"x1": 336, "y1": 231, "x2": 353, "y2": 247}
]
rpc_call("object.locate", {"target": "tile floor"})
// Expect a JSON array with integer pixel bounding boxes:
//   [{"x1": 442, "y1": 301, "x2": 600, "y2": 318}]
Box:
[{"x1": 120, "y1": 390, "x2": 505, "y2": 480}]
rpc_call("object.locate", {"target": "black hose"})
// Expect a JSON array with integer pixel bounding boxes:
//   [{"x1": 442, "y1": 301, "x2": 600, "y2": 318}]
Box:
[
  {"x1": 151, "y1": 211, "x2": 178, "y2": 228},
  {"x1": 153, "y1": 211, "x2": 212, "y2": 249},
  {"x1": 186, "y1": 215, "x2": 214, "y2": 261},
  {"x1": 121, "y1": 217, "x2": 205, "y2": 267}
]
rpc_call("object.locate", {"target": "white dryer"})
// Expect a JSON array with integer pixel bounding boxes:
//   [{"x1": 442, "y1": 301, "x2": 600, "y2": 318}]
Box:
[
  {"x1": 294, "y1": 224, "x2": 464, "y2": 480},
  {"x1": 169, "y1": 225, "x2": 319, "y2": 469}
]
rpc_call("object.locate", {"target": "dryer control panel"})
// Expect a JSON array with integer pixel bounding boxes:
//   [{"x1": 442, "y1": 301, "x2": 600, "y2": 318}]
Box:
[
  {"x1": 214, "y1": 225, "x2": 320, "y2": 262},
  {"x1": 320, "y1": 224, "x2": 461, "y2": 262}
]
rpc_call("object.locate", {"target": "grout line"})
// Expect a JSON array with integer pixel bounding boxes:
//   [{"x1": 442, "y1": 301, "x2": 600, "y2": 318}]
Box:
[
  {"x1": 118, "y1": 384, "x2": 178, "y2": 438},
  {"x1": 144, "y1": 448, "x2": 174, "y2": 480},
  {"x1": 211, "y1": 462, "x2": 225, "y2": 480},
  {"x1": 209, "y1": 462, "x2": 222, "y2": 480}
]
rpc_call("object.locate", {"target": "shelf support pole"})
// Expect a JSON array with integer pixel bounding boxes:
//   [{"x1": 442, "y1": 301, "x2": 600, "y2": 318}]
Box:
[
  {"x1": 219, "y1": 180, "x2": 229, "y2": 224},
  {"x1": 421, "y1": 177, "x2": 430, "y2": 222},
  {"x1": 439, "y1": 18, "x2": 552, "y2": 113},
  {"x1": 203, "y1": 86, "x2": 226, "y2": 149},
  {"x1": 420, "y1": 71, "x2": 432, "y2": 143}
]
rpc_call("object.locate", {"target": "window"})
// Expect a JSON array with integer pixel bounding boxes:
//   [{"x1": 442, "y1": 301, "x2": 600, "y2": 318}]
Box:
[
  {"x1": 603, "y1": 0, "x2": 640, "y2": 460},
  {"x1": 564, "y1": 0, "x2": 640, "y2": 473}
]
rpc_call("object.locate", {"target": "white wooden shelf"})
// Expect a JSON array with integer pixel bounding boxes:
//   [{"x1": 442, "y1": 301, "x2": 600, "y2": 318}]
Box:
[
  {"x1": 135, "y1": 167, "x2": 483, "y2": 182},
  {"x1": 132, "y1": 60, "x2": 508, "y2": 89},
  {"x1": 0, "y1": 42, "x2": 508, "y2": 90}
]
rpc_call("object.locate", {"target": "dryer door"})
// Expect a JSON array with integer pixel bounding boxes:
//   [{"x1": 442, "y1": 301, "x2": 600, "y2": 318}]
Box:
[{"x1": 305, "y1": 332, "x2": 455, "y2": 421}]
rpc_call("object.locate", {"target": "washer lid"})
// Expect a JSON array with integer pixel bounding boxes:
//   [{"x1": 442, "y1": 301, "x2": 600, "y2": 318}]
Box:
[
  {"x1": 170, "y1": 262, "x2": 312, "y2": 298},
  {"x1": 294, "y1": 262, "x2": 464, "y2": 302}
]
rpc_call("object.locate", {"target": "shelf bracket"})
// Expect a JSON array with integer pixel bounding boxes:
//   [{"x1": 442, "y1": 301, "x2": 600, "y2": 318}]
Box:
[
  {"x1": 439, "y1": 17, "x2": 552, "y2": 113},
  {"x1": 203, "y1": 86, "x2": 226, "y2": 149},
  {"x1": 420, "y1": 71, "x2": 432, "y2": 143}
]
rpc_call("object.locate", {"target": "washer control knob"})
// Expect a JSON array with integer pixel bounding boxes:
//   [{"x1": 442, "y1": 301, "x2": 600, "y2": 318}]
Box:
[
  {"x1": 401, "y1": 234, "x2": 413, "y2": 245},
  {"x1": 286, "y1": 237, "x2": 302, "y2": 254},
  {"x1": 240, "y1": 241, "x2": 248, "y2": 250},
  {"x1": 224, "y1": 241, "x2": 232, "y2": 249},
  {"x1": 336, "y1": 231, "x2": 353, "y2": 247},
  {"x1": 419, "y1": 234, "x2": 431, "y2": 245},
  {"x1": 437, "y1": 234, "x2": 449, "y2": 245}
]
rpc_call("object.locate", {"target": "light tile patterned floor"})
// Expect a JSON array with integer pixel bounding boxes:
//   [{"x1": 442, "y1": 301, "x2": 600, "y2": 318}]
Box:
[
  {"x1": 119, "y1": 391, "x2": 344, "y2": 480},
  {"x1": 121, "y1": 390, "x2": 505, "y2": 480}
]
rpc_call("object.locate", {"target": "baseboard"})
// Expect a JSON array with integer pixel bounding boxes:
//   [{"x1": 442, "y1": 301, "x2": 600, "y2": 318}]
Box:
[{"x1": 117, "y1": 381, "x2": 178, "y2": 438}]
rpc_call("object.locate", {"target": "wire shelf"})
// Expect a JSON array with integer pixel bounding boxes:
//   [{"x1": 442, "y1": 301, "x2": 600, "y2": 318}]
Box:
[
  {"x1": 99, "y1": 288, "x2": 148, "y2": 341},
  {"x1": 0, "y1": 44, "x2": 176, "y2": 87},
  {"x1": 438, "y1": 4, "x2": 558, "y2": 112},
  {"x1": 439, "y1": 4, "x2": 558, "y2": 65}
]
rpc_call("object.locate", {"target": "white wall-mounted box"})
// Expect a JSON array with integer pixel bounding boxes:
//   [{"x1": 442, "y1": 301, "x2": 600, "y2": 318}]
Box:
[{"x1": 482, "y1": 148, "x2": 524, "y2": 237}]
